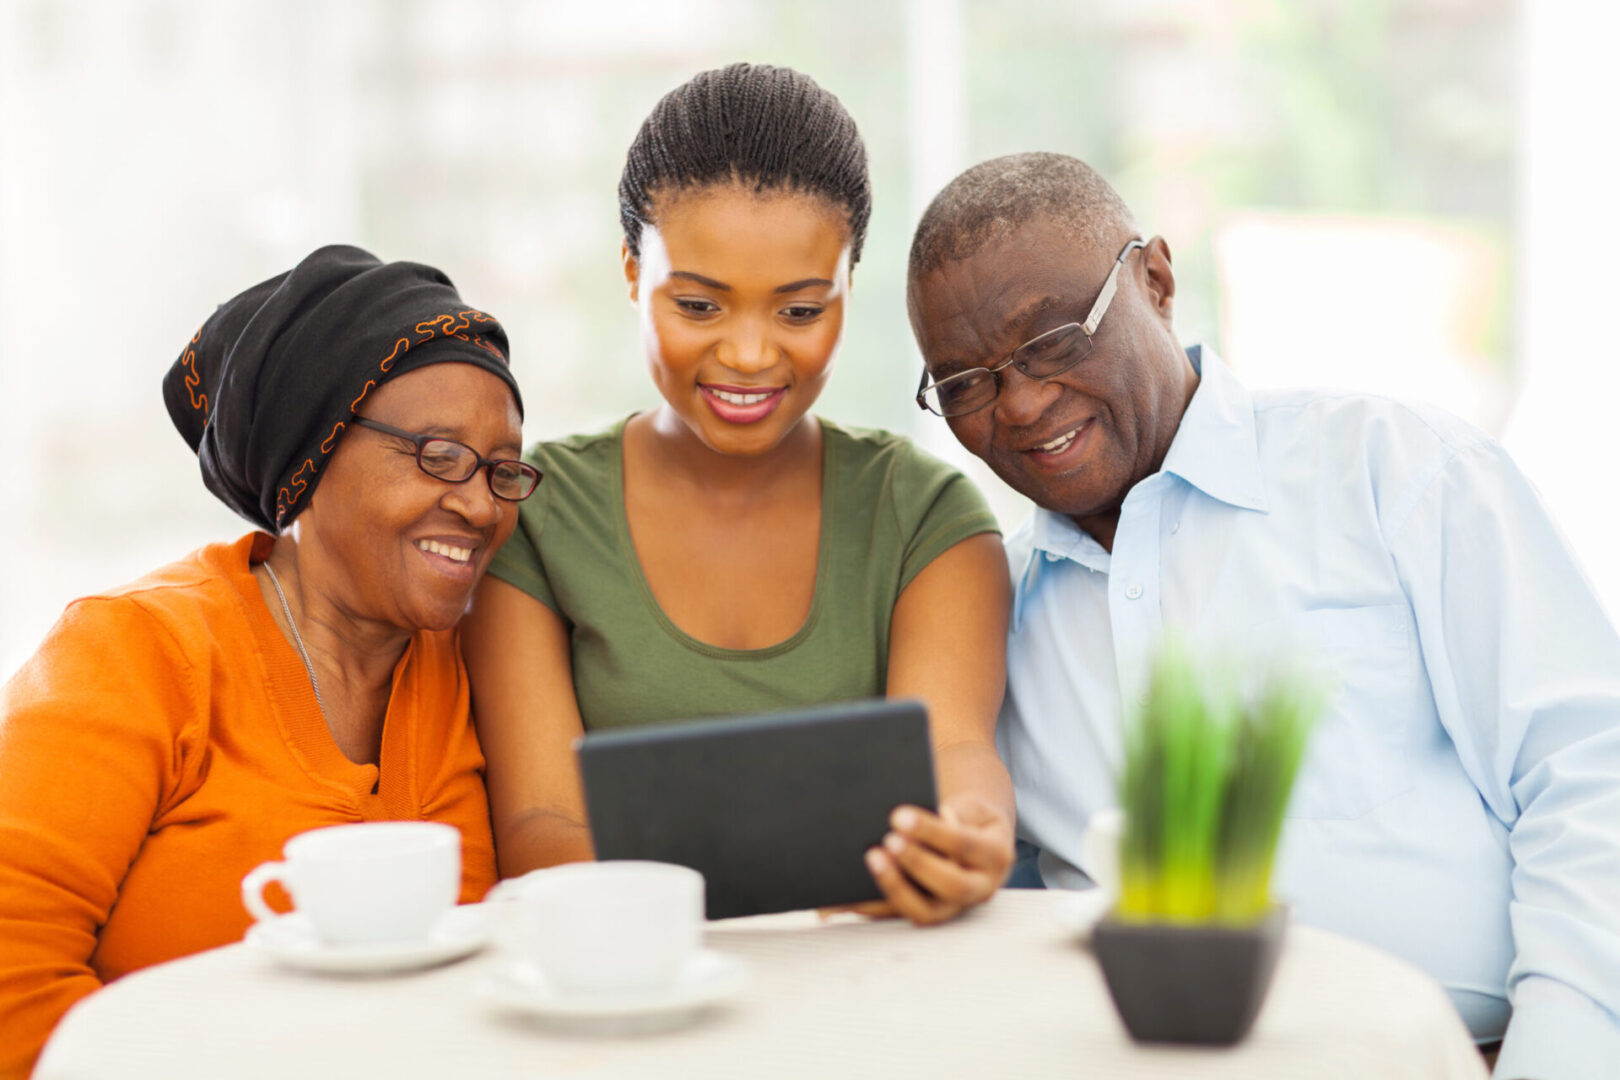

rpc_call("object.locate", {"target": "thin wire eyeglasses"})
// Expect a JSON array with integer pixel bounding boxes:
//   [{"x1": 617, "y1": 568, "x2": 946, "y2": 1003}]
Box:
[
  {"x1": 915, "y1": 238, "x2": 1148, "y2": 418},
  {"x1": 351, "y1": 416, "x2": 541, "y2": 501}
]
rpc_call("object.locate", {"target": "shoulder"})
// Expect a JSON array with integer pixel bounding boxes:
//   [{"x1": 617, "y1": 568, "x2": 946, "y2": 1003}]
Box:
[
  {"x1": 1247, "y1": 387, "x2": 1516, "y2": 535},
  {"x1": 493, "y1": 421, "x2": 627, "y2": 591},
  {"x1": 1251, "y1": 387, "x2": 1499, "y2": 498},
  {"x1": 64, "y1": 537, "x2": 257, "y2": 656},
  {"x1": 516, "y1": 420, "x2": 627, "y2": 514},
  {"x1": 821, "y1": 419, "x2": 973, "y2": 488},
  {"x1": 1251, "y1": 386, "x2": 1491, "y2": 463},
  {"x1": 821, "y1": 421, "x2": 1000, "y2": 572},
  {"x1": 1, "y1": 538, "x2": 260, "y2": 740},
  {"x1": 521, "y1": 420, "x2": 624, "y2": 484}
]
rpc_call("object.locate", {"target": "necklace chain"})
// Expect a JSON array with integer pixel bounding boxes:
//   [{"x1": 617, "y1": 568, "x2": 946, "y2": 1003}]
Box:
[{"x1": 262, "y1": 561, "x2": 328, "y2": 718}]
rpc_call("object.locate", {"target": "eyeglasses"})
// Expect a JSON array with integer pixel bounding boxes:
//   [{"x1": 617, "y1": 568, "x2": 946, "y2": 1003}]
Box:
[
  {"x1": 351, "y1": 416, "x2": 541, "y2": 501},
  {"x1": 916, "y1": 238, "x2": 1148, "y2": 418}
]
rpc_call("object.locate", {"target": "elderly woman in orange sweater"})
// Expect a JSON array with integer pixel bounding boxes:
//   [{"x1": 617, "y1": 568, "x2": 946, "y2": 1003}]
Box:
[{"x1": 0, "y1": 245, "x2": 538, "y2": 1077}]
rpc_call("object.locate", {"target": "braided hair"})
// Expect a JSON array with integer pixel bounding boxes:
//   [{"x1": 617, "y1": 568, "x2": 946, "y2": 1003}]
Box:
[{"x1": 619, "y1": 63, "x2": 872, "y2": 265}]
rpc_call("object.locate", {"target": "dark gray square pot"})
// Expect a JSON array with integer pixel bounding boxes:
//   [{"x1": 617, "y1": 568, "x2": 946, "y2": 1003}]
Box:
[{"x1": 1092, "y1": 904, "x2": 1288, "y2": 1046}]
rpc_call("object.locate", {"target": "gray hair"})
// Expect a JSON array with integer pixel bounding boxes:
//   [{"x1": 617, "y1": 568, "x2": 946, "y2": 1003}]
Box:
[{"x1": 908, "y1": 152, "x2": 1138, "y2": 279}]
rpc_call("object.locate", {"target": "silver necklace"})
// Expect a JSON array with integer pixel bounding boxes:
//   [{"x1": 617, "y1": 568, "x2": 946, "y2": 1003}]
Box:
[{"x1": 262, "y1": 561, "x2": 327, "y2": 718}]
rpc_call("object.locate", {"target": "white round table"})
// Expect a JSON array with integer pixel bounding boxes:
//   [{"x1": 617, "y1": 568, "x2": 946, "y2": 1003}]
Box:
[{"x1": 37, "y1": 890, "x2": 1486, "y2": 1079}]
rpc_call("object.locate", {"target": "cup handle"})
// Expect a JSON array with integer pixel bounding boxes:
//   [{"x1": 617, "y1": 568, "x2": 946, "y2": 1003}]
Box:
[{"x1": 241, "y1": 861, "x2": 292, "y2": 924}]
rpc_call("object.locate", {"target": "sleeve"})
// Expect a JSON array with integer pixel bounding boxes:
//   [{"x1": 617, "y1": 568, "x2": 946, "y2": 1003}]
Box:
[
  {"x1": 0, "y1": 598, "x2": 201, "y2": 1079},
  {"x1": 891, "y1": 440, "x2": 1002, "y2": 591},
  {"x1": 1385, "y1": 438, "x2": 1620, "y2": 1080},
  {"x1": 484, "y1": 457, "x2": 560, "y2": 614}
]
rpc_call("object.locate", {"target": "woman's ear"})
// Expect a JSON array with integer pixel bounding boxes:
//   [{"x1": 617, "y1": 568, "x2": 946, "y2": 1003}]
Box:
[{"x1": 621, "y1": 241, "x2": 640, "y2": 304}]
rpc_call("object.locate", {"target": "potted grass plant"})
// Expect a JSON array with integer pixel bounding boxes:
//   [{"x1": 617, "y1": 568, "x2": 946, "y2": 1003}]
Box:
[{"x1": 1091, "y1": 640, "x2": 1321, "y2": 1046}]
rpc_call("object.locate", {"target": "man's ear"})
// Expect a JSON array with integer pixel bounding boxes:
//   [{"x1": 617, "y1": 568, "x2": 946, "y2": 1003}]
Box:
[
  {"x1": 1143, "y1": 236, "x2": 1175, "y2": 323},
  {"x1": 621, "y1": 241, "x2": 640, "y2": 304}
]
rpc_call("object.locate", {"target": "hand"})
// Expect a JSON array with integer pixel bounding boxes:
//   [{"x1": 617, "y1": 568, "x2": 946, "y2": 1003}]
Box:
[{"x1": 853, "y1": 795, "x2": 1015, "y2": 926}]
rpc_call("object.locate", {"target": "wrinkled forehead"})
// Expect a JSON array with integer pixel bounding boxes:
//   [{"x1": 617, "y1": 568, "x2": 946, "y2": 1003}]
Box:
[
  {"x1": 363, "y1": 362, "x2": 524, "y2": 450},
  {"x1": 908, "y1": 222, "x2": 1116, "y2": 371}
]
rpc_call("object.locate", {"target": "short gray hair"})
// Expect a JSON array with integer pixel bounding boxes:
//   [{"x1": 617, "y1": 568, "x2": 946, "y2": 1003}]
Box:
[{"x1": 908, "y1": 152, "x2": 1138, "y2": 279}]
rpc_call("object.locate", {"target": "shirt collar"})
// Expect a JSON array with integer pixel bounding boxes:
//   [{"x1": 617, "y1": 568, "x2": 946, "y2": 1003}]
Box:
[
  {"x1": 1028, "y1": 508, "x2": 1109, "y2": 569},
  {"x1": 1012, "y1": 511, "x2": 1111, "y2": 631},
  {"x1": 1159, "y1": 345, "x2": 1269, "y2": 514},
  {"x1": 1010, "y1": 344, "x2": 1267, "y2": 630}
]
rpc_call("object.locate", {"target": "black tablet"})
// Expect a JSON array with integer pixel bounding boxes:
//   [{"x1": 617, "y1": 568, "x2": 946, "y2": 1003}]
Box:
[{"x1": 576, "y1": 698, "x2": 937, "y2": 920}]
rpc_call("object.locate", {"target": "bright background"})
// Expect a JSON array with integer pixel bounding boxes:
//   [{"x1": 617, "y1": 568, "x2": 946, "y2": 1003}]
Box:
[{"x1": 3, "y1": 0, "x2": 1616, "y2": 679}]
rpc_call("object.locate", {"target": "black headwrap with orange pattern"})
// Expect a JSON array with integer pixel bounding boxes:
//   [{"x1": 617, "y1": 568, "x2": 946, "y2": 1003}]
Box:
[{"x1": 163, "y1": 244, "x2": 522, "y2": 535}]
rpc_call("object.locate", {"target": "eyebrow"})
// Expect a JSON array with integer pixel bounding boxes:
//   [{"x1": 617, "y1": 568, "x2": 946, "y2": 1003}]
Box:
[
  {"x1": 671, "y1": 271, "x2": 730, "y2": 291},
  {"x1": 374, "y1": 422, "x2": 521, "y2": 458},
  {"x1": 1002, "y1": 296, "x2": 1064, "y2": 338},
  {"x1": 669, "y1": 271, "x2": 835, "y2": 295},
  {"x1": 932, "y1": 295, "x2": 1069, "y2": 377},
  {"x1": 436, "y1": 430, "x2": 525, "y2": 458},
  {"x1": 774, "y1": 277, "x2": 834, "y2": 294}
]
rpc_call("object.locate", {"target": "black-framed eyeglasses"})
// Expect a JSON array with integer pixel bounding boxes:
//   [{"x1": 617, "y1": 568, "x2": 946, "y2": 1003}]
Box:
[
  {"x1": 351, "y1": 416, "x2": 541, "y2": 501},
  {"x1": 915, "y1": 238, "x2": 1148, "y2": 418}
]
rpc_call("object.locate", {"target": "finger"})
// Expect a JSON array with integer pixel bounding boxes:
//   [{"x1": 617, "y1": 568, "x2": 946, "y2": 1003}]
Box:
[
  {"x1": 866, "y1": 847, "x2": 956, "y2": 926},
  {"x1": 868, "y1": 847, "x2": 953, "y2": 925},
  {"x1": 891, "y1": 804, "x2": 1008, "y2": 872},
  {"x1": 883, "y1": 830, "x2": 993, "y2": 906}
]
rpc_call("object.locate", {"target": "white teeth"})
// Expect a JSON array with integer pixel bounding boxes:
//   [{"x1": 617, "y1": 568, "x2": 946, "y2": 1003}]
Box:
[
  {"x1": 711, "y1": 389, "x2": 773, "y2": 406},
  {"x1": 417, "y1": 539, "x2": 472, "y2": 563},
  {"x1": 1035, "y1": 428, "x2": 1079, "y2": 453}
]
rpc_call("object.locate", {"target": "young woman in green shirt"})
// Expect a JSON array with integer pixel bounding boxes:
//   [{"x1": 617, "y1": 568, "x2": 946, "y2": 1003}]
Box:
[{"x1": 462, "y1": 63, "x2": 1014, "y2": 925}]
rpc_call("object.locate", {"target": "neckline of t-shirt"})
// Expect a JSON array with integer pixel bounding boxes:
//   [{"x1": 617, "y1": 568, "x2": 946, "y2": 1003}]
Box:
[{"x1": 611, "y1": 414, "x2": 835, "y2": 661}]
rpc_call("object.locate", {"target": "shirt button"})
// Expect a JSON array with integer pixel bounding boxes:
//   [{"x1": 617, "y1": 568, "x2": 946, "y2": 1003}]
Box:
[
  {"x1": 1125, "y1": 583, "x2": 1144, "y2": 600},
  {"x1": 1045, "y1": 551, "x2": 1061, "y2": 562}
]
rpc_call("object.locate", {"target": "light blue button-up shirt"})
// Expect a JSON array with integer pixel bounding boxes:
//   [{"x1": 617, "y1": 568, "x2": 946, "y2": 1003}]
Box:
[{"x1": 1001, "y1": 346, "x2": 1620, "y2": 1079}]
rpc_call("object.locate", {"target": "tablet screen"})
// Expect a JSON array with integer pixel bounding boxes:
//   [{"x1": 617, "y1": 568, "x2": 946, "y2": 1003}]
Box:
[{"x1": 577, "y1": 698, "x2": 937, "y2": 919}]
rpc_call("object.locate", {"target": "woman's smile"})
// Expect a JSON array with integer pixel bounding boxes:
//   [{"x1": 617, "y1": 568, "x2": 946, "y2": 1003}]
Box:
[
  {"x1": 699, "y1": 383, "x2": 788, "y2": 424},
  {"x1": 413, "y1": 534, "x2": 483, "y2": 582}
]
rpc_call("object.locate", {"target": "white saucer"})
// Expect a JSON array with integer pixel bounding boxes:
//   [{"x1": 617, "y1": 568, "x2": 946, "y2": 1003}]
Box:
[
  {"x1": 245, "y1": 904, "x2": 490, "y2": 975},
  {"x1": 1051, "y1": 888, "x2": 1112, "y2": 941},
  {"x1": 477, "y1": 949, "x2": 747, "y2": 1033}
]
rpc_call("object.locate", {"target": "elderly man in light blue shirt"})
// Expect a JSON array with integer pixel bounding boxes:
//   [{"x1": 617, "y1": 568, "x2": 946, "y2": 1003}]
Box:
[{"x1": 906, "y1": 152, "x2": 1620, "y2": 1080}]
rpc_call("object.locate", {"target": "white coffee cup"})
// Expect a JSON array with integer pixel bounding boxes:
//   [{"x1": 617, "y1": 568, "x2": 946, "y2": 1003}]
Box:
[
  {"x1": 241, "y1": 821, "x2": 461, "y2": 946},
  {"x1": 488, "y1": 861, "x2": 704, "y2": 995},
  {"x1": 1080, "y1": 807, "x2": 1124, "y2": 899}
]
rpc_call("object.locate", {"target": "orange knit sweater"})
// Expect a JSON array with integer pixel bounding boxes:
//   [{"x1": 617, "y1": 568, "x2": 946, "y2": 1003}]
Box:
[{"x1": 0, "y1": 533, "x2": 497, "y2": 1077}]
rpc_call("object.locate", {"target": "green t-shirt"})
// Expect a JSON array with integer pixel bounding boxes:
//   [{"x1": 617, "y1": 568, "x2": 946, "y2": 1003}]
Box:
[{"x1": 486, "y1": 418, "x2": 1001, "y2": 730}]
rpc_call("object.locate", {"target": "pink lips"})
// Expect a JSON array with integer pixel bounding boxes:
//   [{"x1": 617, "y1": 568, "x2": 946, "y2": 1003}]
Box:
[{"x1": 700, "y1": 384, "x2": 787, "y2": 425}]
